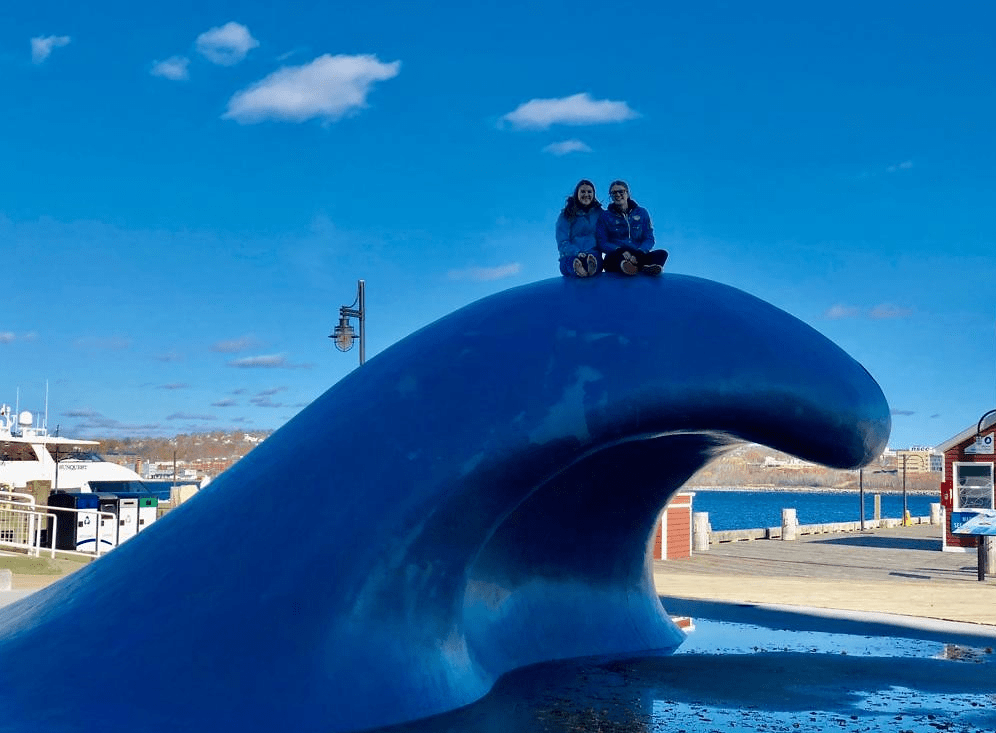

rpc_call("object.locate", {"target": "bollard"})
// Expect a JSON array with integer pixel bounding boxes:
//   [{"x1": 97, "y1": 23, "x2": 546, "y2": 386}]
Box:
[
  {"x1": 0, "y1": 569, "x2": 11, "y2": 592},
  {"x1": 781, "y1": 508, "x2": 797, "y2": 541},
  {"x1": 984, "y1": 537, "x2": 996, "y2": 581},
  {"x1": 930, "y1": 503, "x2": 941, "y2": 526},
  {"x1": 873, "y1": 494, "x2": 881, "y2": 521},
  {"x1": 692, "y1": 512, "x2": 710, "y2": 553}
]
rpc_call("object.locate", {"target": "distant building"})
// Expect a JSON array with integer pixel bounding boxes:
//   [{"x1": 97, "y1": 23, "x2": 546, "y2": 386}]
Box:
[{"x1": 893, "y1": 447, "x2": 942, "y2": 474}]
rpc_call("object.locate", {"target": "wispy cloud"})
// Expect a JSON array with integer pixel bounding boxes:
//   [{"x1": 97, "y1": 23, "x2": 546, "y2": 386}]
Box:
[
  {"x1": 158, "y1": 383, "x2": 190, "y2": 390},
  {"x1": 223, "y1": 54, "x2": 401, "y2": 124},
  {"x1": 195, "y1": 22, "x2": 259, "y2": 66},
  {"x1": 869, "y1": 303, "x2": 913, "y2": 319},
  {"x1": 31, "y1": 35, "x2": 71, "y2": 64},
  {"x1": 65, "y1": 410, "x2": 161, "y2": 434},
  {"x1": 824, "y1": 304, "x2": 862, "y2": 320},
  {"x1": 156, "y1": 351, "x2": 184, "y2": 362},
  {"x1": 166, "y1": 412, "x2": 216, "y2": 421},
  {"x1": 250, "y1": 395, "x2": 283, "y2": 408},
  {"x1": 886, "y1": 160, "x2": 913, "y2": 173},
  {"x1": 447, "y1": 263, "x2": 522, "y2": 281},
  {"x1": 891, "y1": 409, "x2": 915, "y2": 416},
  {"x1": 63, "y1": 408, "x2": 102, "y2": 418},
  {"x1": 501, "y1": 93, "x2": 638, "y2": 130},
  {"x1": 226, "y1": 354, "x2": 310, "y2": 369},
  {"x1": 542, "y1": 139, "x2": 592, "y2": 156},
  {"x1": 212, "y1": 335, "x2": 261, "y2": 353},
  {"x1": 824, "y1": 303, "x2": 912, "y2": 320},
  {"x1": 151, "y1": 56, "x2": 190, "y2": 81},
  {"x1": 212, "y1": 398, "x2": 238, "y2": 407},
  {"x1": 0, "y1": 332, "x2": 15, "y2": 344}
]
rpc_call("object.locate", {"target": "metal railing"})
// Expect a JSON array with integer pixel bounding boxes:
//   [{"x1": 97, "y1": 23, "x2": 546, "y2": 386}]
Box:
[{"x1": 0, "y1": 495, "x2": 115, "y2": 559}]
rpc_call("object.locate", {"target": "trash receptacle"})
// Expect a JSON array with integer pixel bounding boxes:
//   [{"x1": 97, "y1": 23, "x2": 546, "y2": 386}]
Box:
[
  {"x1": 46, "y1": 492, "x2": 100, "y2": 553},
  {"x1": 94, "y1": 494, "x2": 120, "y2": 551},
  {"x1": 115, "y1": 496, "x2": 139, "y2": 544},
  {"x1": 137, "y1": 496, "x2": 158, "y2": 532}
]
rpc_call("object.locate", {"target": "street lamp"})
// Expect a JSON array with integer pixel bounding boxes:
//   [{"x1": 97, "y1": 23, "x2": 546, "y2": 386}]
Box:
[{"x1": 331, "y1": 279, "x2": 365, "y2": 366}]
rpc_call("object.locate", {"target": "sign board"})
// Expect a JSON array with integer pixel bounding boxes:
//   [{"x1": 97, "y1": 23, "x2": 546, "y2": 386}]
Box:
[
  {"x1": 952, "y1": 509, "x2": 996, "y2": 536},
  {"x1": 965, "y1": 432, "x2": 994, "y2": 455}
]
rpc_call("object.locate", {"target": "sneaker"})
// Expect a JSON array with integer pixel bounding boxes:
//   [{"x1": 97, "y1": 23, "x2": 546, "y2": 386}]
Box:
[
  {"x1": 572, "y1": 256, "x2": 588, "y2": 277},
  {"x1": 620, "y1": 256, "x2": 638, "y2": 276},
  {"x1": 585, "y1": 253, "x2": 599, "y2": 276},
  {"x1": 642, "y1": 263, "x2": 663, "y2": 276}
]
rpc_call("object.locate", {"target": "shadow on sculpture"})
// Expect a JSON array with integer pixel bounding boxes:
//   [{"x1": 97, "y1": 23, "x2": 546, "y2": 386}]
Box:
[{"x1": 0, "y1": 275, "x2": 890, "y2": 733}]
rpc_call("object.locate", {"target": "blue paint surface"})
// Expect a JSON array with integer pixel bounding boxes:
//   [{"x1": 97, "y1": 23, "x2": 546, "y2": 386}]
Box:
[{"x1": 0, "y1": 275, "x2": 890, "y2": 732}]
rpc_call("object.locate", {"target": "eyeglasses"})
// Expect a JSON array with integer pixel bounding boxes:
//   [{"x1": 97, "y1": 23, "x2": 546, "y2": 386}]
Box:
[{"x1": 609, "y1": 189, "x2": 628, "y2": 196}]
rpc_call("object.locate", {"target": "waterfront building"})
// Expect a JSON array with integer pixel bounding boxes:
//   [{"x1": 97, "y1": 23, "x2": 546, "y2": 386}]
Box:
[{"x1": 936, "y1": 413, "x2": 995, "y2": 552}]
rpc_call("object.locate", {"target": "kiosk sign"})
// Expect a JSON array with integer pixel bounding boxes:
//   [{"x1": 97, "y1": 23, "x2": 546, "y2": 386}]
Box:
[
  {"x1": 952, "y1": 509, "x2": 996, "y2": 536},
  {"x1": 965, "y1": 432, "x2": 994, "y2": 454}
]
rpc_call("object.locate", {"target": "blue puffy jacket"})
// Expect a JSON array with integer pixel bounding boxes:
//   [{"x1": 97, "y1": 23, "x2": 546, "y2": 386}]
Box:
[
  {"x1": 595, "y1": 200, "x2": 655, "y2": 253},
  {"x1": 556, "y1": 204, "x2": 603, "y2": 260}
]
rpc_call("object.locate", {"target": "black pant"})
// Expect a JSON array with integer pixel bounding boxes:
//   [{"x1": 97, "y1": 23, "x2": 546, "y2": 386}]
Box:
[{"x1": 602, "y1": 247, "x2": 668, "y2": 273}]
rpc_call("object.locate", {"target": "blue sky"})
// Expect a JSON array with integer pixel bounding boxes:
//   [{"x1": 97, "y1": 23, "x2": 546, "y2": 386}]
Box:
[{"x1": 2, "y1": 1, "x2": 994, "y2": 451}]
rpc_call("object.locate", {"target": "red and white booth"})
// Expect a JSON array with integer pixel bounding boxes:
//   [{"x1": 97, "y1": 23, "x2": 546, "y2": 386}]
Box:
[{"x1": 938, "y1": 412, "x2": 995, "y2": 552}]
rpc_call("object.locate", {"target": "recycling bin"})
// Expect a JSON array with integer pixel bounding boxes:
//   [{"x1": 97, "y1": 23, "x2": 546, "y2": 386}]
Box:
[
  {"x1": 115, "y1": 496, "x2": 139, "y2": 544},
  {"x1": 46, "y1": 492, "x2": 100, "y2": 553},
  {"x1": 94, "y1": 494, "x2": 120, "y2": 551},
  {"x1": 137, "y1": 496, "x2": 158, "y2": 532}
]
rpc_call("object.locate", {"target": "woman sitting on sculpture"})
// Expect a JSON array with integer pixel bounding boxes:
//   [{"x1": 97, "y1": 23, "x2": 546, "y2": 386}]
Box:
[
  {"x1": 596, "y1": 180, "x2": 667, "y2": 276},
  {"x1": 555, "y1": 179, "x2": 604, "y2": 278}
]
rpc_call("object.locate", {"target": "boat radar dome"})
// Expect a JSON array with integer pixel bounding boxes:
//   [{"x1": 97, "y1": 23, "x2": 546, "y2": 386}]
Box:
[{"x1": 18, "y1": 411, "x2": 33, "y2": 427}]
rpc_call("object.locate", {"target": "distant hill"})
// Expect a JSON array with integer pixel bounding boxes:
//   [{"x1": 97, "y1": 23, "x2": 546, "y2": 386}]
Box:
[
  {"x1": 91, "y1": 433, "x2": 939, "y2": 492},
  {"x1": 95, "y1": 430, "x2": 273, "y2": 476}
]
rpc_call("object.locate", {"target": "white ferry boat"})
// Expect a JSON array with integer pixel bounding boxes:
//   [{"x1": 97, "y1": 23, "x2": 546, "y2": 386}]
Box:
[{"x1": 0, "y1": 403, "x2": 141, "y2": 492}]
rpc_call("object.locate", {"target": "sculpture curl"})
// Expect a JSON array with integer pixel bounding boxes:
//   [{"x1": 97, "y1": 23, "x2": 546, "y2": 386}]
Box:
[{"x1": 0, "y1": 275, "x2": 890, "y2": 733}]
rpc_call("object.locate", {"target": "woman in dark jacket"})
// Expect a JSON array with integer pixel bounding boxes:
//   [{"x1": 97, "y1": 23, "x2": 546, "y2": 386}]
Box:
[
  {"x1": 555, "y1": 179, "x2": 604, "y2": 277},
  {"x1": 595, "y1": 180, "x2": 667, "y2": 275}
]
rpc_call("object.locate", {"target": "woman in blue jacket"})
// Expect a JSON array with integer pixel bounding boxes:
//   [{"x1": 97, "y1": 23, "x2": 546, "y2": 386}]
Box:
[
  {"x1": 596, "y1": 180, "x2": 668, "y2": 276},
  {"x1": 556, "y1": 179, "x2": 604, "y2": 277}
]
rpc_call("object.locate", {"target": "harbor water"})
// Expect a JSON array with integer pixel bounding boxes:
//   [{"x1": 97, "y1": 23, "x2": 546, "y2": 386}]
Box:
[{"x1": 687, "y1": 490, "x2": 937, "y2": 532}]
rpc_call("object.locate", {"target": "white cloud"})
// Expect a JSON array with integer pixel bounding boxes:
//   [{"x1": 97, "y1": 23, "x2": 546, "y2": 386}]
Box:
[
  {"x1": 886, "y1": 160, "x2": 913, "y2": 173},
  {"x1": 195, "y1": 22, "x2": 259, "y2": 66},
  {"x1": 227, "y1": 354, "x2": 312, "y2": 369},
  {"x1": 166, "y1": 412, "x2": 216, "y2": 421},
  {"x1": 31, "y1": 35, "x2": 71, "y2": 64},
  {"x1": 447, "y1": 263, "x2": 522, "y2": 281},
  {"x1": 223, "y1": 54, "x2": 401, "y2": 124},
  {"x1": 151, "y1": 56, "x2": 190, "y2": 81},
  {"x1": 824, "y1": 304, "x2": 861, "y2": 320},
  {"x1": 542, "y1": 139, "x2": 592, "y2": 156},
  {"x1": 869, "y1": 303, "x2": 913, "y2": 319},
  {"x1": 501, "y1": 93, "x2": 638, "y2": 130},
  {"x1": 0, "y1": 332, "x2": 15, "y2": 344},
  {"x1": 824, "y1": 303, "x2": 912, "y2": 320}
]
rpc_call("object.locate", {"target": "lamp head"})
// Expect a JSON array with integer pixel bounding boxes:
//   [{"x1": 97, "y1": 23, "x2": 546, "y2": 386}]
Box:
[{"x1": 332, "y1": 316, "x2": 356, "y2": 352}]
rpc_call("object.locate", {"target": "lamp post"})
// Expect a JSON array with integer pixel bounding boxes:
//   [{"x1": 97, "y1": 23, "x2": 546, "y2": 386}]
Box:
[
  {"x1": 902, "y1": 452, "x2": 908, "y2": 526},
  {"x1": 331, "y1": 280, "x2": 366, "y2": 366}
]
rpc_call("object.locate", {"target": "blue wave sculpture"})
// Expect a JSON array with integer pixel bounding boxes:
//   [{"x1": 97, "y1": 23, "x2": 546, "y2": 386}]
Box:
[{"x1": 0, "y1": 275, "x2": 890, "y2": 733}]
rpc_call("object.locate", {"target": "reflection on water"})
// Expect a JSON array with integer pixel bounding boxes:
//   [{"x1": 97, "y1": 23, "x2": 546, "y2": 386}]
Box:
[{"x1": 371, "y1": 620, "x2": 996, "y2": 733}]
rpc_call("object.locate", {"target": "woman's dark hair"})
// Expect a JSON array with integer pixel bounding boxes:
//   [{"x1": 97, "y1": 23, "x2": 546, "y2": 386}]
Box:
[{"x1": 560, "y1": 179, "x2": 602, "y2": 220}]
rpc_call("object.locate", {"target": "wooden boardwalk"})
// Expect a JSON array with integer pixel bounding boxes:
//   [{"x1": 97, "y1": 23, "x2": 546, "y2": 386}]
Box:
[{"x1": 654, "y1": 523, "x2": 996, "y2": 627}]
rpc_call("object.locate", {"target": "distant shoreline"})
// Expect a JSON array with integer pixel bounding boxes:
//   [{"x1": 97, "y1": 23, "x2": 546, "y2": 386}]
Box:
[{"x1": 686, "y1": 485, "x2": 938, "y2": 496}]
